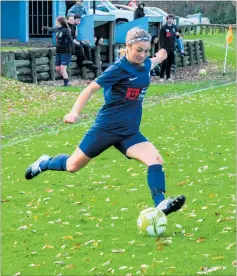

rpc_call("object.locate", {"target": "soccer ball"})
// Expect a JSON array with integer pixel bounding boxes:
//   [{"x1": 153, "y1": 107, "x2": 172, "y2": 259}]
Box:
[
  {"x1": 137, "y1": 207, "x2": 167, "y2": 236},
  {"x1": 199, "y1": 69, "x2": 207, "y2": 76}
]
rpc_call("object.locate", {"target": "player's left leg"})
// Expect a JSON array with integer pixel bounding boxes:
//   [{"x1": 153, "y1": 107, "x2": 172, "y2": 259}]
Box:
[
  {"x1": 126, "y1": 140, "x2": 166, "y2": 206},
  {"x1": 61, "y1": 54, "x2": 72, "y2": 86},
  {"x1": 116, "y1": 133, "x2": 185, "y2": 215}
]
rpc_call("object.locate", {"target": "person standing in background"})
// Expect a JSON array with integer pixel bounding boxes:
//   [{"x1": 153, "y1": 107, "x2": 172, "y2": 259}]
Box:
[
  {"x1": 43, "y1": 16, "x2": 74, "y2": 86},
  {"x1": 159, "y1": 14, "x2": 180, "y2": 82},
  {"x1": 68, "y1": 0, "x2": 88, "y2": 18},
  {"x1": 127, "y1": 0, "x2": 138, "y2": 8},
  {"x1": 65, "y1": 0, "x2": 75, "y2": 17},
  {"x1": 134, "y1": 3, "x2": 145, "y2": 20}
]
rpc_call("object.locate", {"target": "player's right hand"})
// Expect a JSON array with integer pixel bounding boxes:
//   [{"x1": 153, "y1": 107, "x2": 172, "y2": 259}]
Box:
[{"x1": 63, "y1": 113, "x2": 78, "y2": 124}]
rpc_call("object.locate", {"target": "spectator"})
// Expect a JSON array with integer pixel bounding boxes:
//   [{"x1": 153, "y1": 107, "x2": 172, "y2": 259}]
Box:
[
  {"x1": 73, "y1": 14, "x2": 98, "y2": 70},
  {"x1": 91, "y1": 36, "x2": 104, "y2": 65},
  {"x1": 68, "y1": 0, "x2": 88, "y2": 18},
  {"x1": 150, "y1": 36, "x2": 160, "y2": 76},
  {"x1": 43, "y1": 16, "x2": 74, "y2": 86},
  {"x1": 159, "y1": 14, "x2": 180, "y2": 82},
  {"x1": 67, "y1": 14, "x2": 77, "y2": 43},
  {"x1": 151, "y1": 35, "x2": 159, "y2": 55},
  {"x1": 65, "y1": 0, "x2": 75, "y2": 17},
  {"x1": 127, "y1": 0, "x2": 137, "y2": 8},
  {"x1": 134, "y1": 3, "x2": 145, "y2": 20}
]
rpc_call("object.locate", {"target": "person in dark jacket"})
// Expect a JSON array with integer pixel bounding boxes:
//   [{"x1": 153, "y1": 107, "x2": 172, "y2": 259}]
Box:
[
  {"x1": 43, "y1": 16, "x2": 73, "y2": 86},
  {"x1": 134, "y1": 3, "x2": 145, "y2": 20},
  {"x1": 159, "y1": 14, "x2": 180, "y2": 82},
  {"x1": 72, "y1": 14, "x2": 98, "y2": 70}
]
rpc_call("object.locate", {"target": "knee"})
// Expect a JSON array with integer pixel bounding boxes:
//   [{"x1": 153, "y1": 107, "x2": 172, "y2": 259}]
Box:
[
  {"x1": 156, "y1": 154, "x2": 164, "y2": 165},
  {"x1": 146, "y1": 154, "x2": 164, "y2": 166},
  {"x1": 66, "y1": 162, "x2": 80, "y2": 173},
  {"x1": 55, "y1": 67, "x2": 61, "y2": 73},
  {"x1": 156, "y1": 156, "x2": 164, "y2": 165}
]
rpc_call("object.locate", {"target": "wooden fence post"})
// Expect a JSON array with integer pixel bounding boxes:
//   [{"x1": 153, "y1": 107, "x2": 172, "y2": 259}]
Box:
[
  {"x1": 187, "y1": 41, "x2": 194, "y2": 66},
  {"x1": 81, "y1": 66, "x2": 87, "y2": 79},
  {"x1": 200, "y1": 25, "x2": 203, "y2": 35},
  {"x1": 199, "y1": 40, "x2": 206, "y2": 62},
  {"x1": 187, "y1": 26, "x2": 191, "y2": 36},
  {"x1": 1, "y1": 52, "x2": 18, "y2": 80},
  {"x1": 211, "y1": 26, "x2": 215, "y2": 34},
  {"x1": 194, "y1": 41, "x2": 200, "y2": 64},
  {"x1": 48, "y1": 48, "x2": 55, "y2": 81},
  {"x1": 30, "y1": 50, "x2": 37, "y2": 84},
  {"x1": 194, "y1": 25, "x2": 197, "y2": 35}
]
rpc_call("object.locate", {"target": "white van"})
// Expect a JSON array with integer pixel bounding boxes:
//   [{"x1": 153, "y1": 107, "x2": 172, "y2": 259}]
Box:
[{"x1": 91, "y1": 1, "x2": 134, "y2": 24}]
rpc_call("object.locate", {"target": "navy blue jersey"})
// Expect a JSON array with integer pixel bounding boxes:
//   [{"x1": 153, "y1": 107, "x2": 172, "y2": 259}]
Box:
[{"x1": 94, "y1": 56, "x2": 151, "y2": 135}]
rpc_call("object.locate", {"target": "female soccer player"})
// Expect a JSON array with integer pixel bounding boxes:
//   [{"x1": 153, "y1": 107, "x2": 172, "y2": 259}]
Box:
[
  {"x1": 25, "y1": 27, "x2": 185, "y2": 216},
  {"x1": 43, "y1": 16, "x2": 73, "y2": 86}
]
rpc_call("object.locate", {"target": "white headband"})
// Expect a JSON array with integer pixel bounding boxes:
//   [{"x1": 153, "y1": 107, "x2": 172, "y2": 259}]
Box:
[{"x1": 128, "y1": 37, "x2": 151, "y2": 45}]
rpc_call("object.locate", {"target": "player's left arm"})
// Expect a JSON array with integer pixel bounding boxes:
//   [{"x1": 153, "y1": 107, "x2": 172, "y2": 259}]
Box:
[{"x1": 150, "y1": 48, "x2": 167, "y2": 70}]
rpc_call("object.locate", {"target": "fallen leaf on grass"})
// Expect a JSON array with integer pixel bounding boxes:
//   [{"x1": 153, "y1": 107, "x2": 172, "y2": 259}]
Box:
[
  {"x1": 28, "y1": 264, "x2": 40, "y2": 268},
  {"x1": 196, "y1": 237, "x2": 207, "y2": 243},
  {"x1": 212, "y1": 256, "x2": 224, "y2": 260},
  {"x1": 42, "y1": 244, "x2": 54, "y2": 249},
  {"x1": 197, "y1": 266, "x2": 226, "y2": 274},
  {"x1": 62, "y1": 236, "x2": 74, "y2": 240},
  {"x1": 45, "y1": 188, "x2": 54, "y2": 193},
  {"x1": 119, "y1": 266, "x2": 128, "y2": 270},
  {"x1": 17, "y1": 225, "x2": 28, "y2": 230},
  {"x1": 70, "y1": 244, "x2": 82, "y2": 250},
  {"x1": 102, "y1": 260, "x2": 112, "y2": 266},
  {"x1": 54, "y1": 261, "x2": 65, "y2": 266},
  {"x1": 111, "y1": 249, "x2": 125, "y2": 253},
  {"x1": 198, "y1": 165, "x2": 208, "y2": 172},
  {"x1": 128, "y1": 240, "x2": 135, "y2": 245},
  {"x1": 73, "y1": 201, "x2": 82, "y2": 205},
  {"x1": 107, "y1": 268, "x2": 115, "y2": 273},
  {"x1": 226, "y1": 243, "x2": 235, "y2": 250},
  {"x1": 65, "y1": 264, "x2": 76, "y2": 269},
  {"x1": 89, "y1": 267, "x2": 98, "y2": 272}
]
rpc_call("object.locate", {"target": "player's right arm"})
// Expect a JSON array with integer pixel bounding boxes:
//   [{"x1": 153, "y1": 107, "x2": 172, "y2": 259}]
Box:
[{"x1": 64, "y1": 81, "x2": 101, "y2": 123}]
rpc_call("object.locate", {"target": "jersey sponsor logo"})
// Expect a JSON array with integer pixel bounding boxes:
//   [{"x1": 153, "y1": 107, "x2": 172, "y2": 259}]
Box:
[
  {"x1": 129, "y1": 76, "x2": 138, "y2": 81},
  {"x1": 125, "y1": 88, "x2": 141, "y2": 100}
]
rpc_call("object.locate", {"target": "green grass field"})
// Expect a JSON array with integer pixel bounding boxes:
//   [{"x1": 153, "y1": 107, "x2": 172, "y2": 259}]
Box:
[{"x1": 1, "y1": 34, "x2": 236, "y2": 275}]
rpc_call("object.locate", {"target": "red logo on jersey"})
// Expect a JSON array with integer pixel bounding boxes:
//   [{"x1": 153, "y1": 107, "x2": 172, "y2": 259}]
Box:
[{"x1": 125, "y1": 88, "x2": 141, "y2": 100}]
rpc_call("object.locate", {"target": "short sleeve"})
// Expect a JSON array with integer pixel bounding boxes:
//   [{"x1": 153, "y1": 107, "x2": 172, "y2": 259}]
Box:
[{"x1": 95, "y1": 64, "x2": 123, "y2": 89}]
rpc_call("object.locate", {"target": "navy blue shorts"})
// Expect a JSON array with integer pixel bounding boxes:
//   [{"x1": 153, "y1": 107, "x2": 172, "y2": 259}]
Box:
[
  {"x1": 55, "y1": 53, "x2": 72, "y2": 66},
  {"x1": 79, "y1": 127, "x2": 148, "y2": 158}
]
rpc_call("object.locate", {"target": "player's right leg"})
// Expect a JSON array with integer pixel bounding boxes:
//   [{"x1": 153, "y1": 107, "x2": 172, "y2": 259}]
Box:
[
  {"x1": 25, "y1": 148, "x2": 91, "y2": 180},
  {"x1": 25, "y1": 127, "x2": 118, "y2": 180}
]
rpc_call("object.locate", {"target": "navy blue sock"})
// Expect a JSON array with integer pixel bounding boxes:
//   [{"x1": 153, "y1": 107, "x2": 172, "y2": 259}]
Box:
[
  {"x1": 147, "y1": 164, "x2": 166, "y2": 207},
  {"x1": 63, "y1": 78, "x2": 69, "y2": 86},
  {"x1": 40, "y1": 154, "x2": 69, "y2": 171}
]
